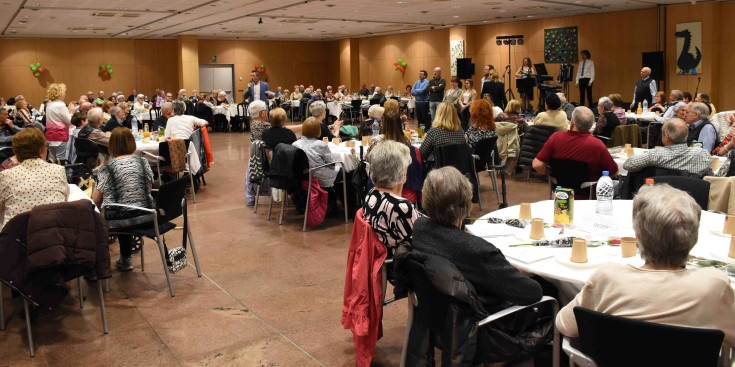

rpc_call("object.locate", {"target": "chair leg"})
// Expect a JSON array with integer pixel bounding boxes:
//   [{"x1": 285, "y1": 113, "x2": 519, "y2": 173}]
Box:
[
  {"x1": 187, "y1": 225, "x2": 203, "y2": 277},
  {"x1": 78, "y1": 277, "x2": 84, "y2": 309},
  {"x1": 279, "y1": 195, "x2": 286, "y2": 225},
  {"x1": 489, "y1": 169, "x2": 501, "y2": 204},
  {"x1": 267, "y1": 189, "x2": 274, "y2": 221},
  {"x1": 104, "y1": 279, "x2": 110, "y2": 293},
  {"x1": 155, "y1": 236, "x2": 175, "y2": 297},
  {"x1": 0, "y1": 284, "x2": 5, "y2": 330},
  {"x1": 399, "y1": 296, "x2": 415, "y2": 367},
  {"x1": 24, "y1": 299, "x2": 34, "y2": 357},
  {"x1": 342, "y1": 170, "x2": 348, "y2": 224},
  {"x1": 254, "y1": 184, "x2": 260, "y2": 213},
  {"x1": 303, "y1": 180, "x2": 312, "y2": 232},
  {"x1": 140, "y1": 240, "x2": 145, "y2": 272},
  {"x1": 97, "y1": 280, "x2": 109, "y2": 334},
  {"x1": 188, "y1": 171, "x2": 197, "y2": 204}
]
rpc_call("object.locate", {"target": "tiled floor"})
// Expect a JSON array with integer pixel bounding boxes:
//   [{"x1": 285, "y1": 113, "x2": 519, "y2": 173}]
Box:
[{"x1": 0, "y1": 126, "x2": 551, "y2": 366}]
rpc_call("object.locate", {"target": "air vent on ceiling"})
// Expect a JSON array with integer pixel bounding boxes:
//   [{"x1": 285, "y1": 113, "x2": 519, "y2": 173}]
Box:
[
  {"x1": 225, "y1": 30, "x2": 246, "y2": 34},
  {"x1": 483, "y1": 1, "x2": 501, "y2": 5},
  {"x1": 521, "y1": 6, "x2": 559, "y2": 11},
  {"x1": 91, "y1": 12, "x2": 140, "y2": 17},
  {"x1": 279, "y1": 19, "x2": 318, "y2": 24},
  {"x1": 68, "y1": 27, "x2": 108, "y2": 31}
]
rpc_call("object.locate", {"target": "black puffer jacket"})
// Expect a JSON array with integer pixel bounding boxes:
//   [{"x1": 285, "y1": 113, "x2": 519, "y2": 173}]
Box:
[{"x1": 517, "y1": 125, "x2": 557, "y2": 167}]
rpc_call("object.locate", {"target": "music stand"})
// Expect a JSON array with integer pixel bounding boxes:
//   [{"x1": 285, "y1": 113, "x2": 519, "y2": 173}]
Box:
[{"x1": 534, "y1": 63, "x2": 549, "y2": 76}]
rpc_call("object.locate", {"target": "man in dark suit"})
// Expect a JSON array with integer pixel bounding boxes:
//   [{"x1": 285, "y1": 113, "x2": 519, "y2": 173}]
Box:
[
  {"x1": 243, "y1": 70, "x2": 272, "y2": 104},
  {"x1": 127, "y1": 89, "x2": 136, "y2": 102},
  {"x1": 103, "y1": 106, "x2": 125, "y2": 132}
]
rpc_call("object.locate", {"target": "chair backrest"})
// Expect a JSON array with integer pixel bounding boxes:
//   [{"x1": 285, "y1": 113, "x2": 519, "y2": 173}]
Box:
[
  {"x1": 185, "y1": 101, "x2": 195, "y2": 115},
  {"x1": 609, "y1": 124, "x2": 642, "y2": 148},
  {"x1": 149, "y1": 107, "x2": 161, "y2": 120},
  {"x1": 351, "y1": 99, "x2": 362, "y2": 109},
  {"x1": 268, "y1": 143, "x2": 309, "y2": 191},
  {"x1": 473, "y1": 136, "x2": 500, "y2": 170},
  {"x1": 433, "y1": 143, "x2": 473, "y2": 175},
  {"x1": 155, "y1": 176, "x2": 189, "y2": 223},
  {"x1": 518, "y1": 125, "x2": 557, "y2": 166},
  {"x1": 652, "y1": 175, "x2": 711, "y2": 209},
  {"x1": 712, "y1": 111, "x2": 735, "y2": 140},
  {"x1": 237, "y1": 102, "x2": 248, "y2": 116},
  {"x1": 620, "y1": 166, "x2": 687, "y2": 199},
  {"x1": 549, "y1": 159, "x2": 591, "y2": 192},
  {"x1": 573, "y1": 307, "x2": 724, "y2": 367}
]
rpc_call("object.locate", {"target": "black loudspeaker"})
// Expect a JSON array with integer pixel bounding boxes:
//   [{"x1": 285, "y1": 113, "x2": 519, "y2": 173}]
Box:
[
  {"x1": 642, "y1": 52, "x2": 664, "y2": 81},
  {"x1": 456, "y1": 58, "x2": 475, "y2": 80}
]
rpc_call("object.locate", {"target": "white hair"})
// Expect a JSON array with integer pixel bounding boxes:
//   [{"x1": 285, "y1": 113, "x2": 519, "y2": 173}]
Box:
[
  {"x1": 309, "y1": 101, "x2": 326, "y2": 117},
  {"x1": 218, "y1": 91, "x2": 227, "y2": 97},
  {"x1": 179, "y1": 89, "x2": 186, "y2": 94},
  {"x1": 248, "y1": 100, "x2": 267, "y2": 118},
  {"x1": 368, "y1": 140, "x2": 411, "y2": 188},
  {"x1": 597, "y1": 97, "x2": 613, "y2": 111},
  {"x1": 689, "y1": 102, "x2": 709, "y2": 120},
  {"x1": 556, "y1": 92, "x2": 567, "y2": 104},
  {"x1": 368, "y1": 105, "x2": 384, "y2": 119},
  {"x1": 87, "y1": 107, "x2": 103, "y2": 124}
]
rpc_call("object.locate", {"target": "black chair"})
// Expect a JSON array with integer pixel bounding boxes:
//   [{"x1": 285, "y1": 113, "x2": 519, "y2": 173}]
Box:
[
  {"x1": 547, "y1": 159, "x2": 597, "y2": 199},
  {"x1": 350, "y1": 99, "x2": 362, "y2": 124},
  {"x1": 148, "y1": 107, "x2": 160, "y2": 121},
  {"x1": 517, "y1": 125, "x2": 558, "y2": 180},
  {"x1": 653, "y1": 175, "x2": 711, "y2": 209},
  {"x1": 184, "y1": 101, "x2": 195, "y2": 116},
  {"x1": 563, "y1": 307, "x2": 724, "y2": 367},
  {"x1": 74, "y1": 137, "x2": 108, "y2": 171},
  {"x1": 194, "y1": 103, "x2": 213, "y2": 125},
  {"x1": 473, "y1": 137, "x2": 508, "y2": 208},
  {"x1": 106, "y1": 177, "x2": 203, "y2": 297},
  {"x1": 299, "y1": 98, "x2": 310, "y2": 122},
  {"x1": 620, "y1": 166, "x2": 688, "y2": 199},
  {"x1": 399, "y1": 253, "x2": 559, "y2": 366},
  {"x1": 433, "y1": 143, "x2": 482, "y2": 210},
  {"x1": 237, "y1": 102, "x2": 249, "y2": 131}
]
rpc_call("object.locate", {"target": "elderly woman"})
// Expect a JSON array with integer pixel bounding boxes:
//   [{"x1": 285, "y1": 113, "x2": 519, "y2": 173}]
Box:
[
  {"x1": 713, "y1": 113, "x2": 735, "y2": 156},
  {"x1": 464, "y1": 99, "x2": 496, "y2": 153},
  {"x1": 102, "y1": 101, "x2": 114, "y2": 123},
  {"x1": 404, "y1": 84, "x2": 412, "y2": 98},
  {"x1": 413, "y1": 166, "x2": 542, "y2": 311},
  {"x1": 294, "y1": 117, "x2": 337, "y2": 184},
  {"x1": 15, "y1": 99, "x2": 45, "y2": 132},
  {"x1": 695, "y1": 92, "x2": 717, "y2": 119},
  {"x1": 133, "y1": 94, "x2": 147, "y2": 111},
  {"x1": 369, "y1": 87, "x2": 386, "y2": 106},
  {"x1": 248, "y1": 100, "x2": 271, "y2": 142},
  {"x1": 495, "y1": 99, "x2": 529, "y2": 134},
  {"x1": 557, "y1": 184, "x2": 735, "y2": 344},
  {"x1": 216, "y1": 91, "x2": 229, "y2": 106},
  {"x1": 291, "y1": 86, "x2": 302, "y2": 101},
  {"x1": 384, "y1": 86, "x2": 395, "y2": 99},
  {"x1": 363, "y1": 140, "x2": 421, "y2": 252},
  {"x1": 93, "y1": 127, "x2": 155, "y2": 271},
  {"x1": 45, "y1": 83, "x2": 78, "y2": 161},
  {"x1": 360, "y1": 104, "x2": 385, "y2": 137},
  {"x1": 419, "y1": 101, "x2": 466, "y2": 161},
  {"x1": 262, "y1": 108, "x2": 297, "y2": 150},
  {"x1": 593, "y1": 96, "x2": 621, "y2": 138},
  {"x1": 308, "y1": 100, "x2": 342, "y2": 140},
  {"x1": 155, "y1": 90, "x2": 166, "y2": 107},
  {"x1": 558, "y1": 93, "x2": 575, "y2": 121},
  {"x1": 0, "y1": 128, "x2": 69, "y2": 228},
  {"x1": 608, "y1": 93, "x2": 628, "y2": 125}
]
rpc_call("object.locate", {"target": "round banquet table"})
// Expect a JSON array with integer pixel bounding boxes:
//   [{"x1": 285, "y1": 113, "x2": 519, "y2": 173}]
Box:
[
  {"x1": 213, "y1": 105, "x2": 239, "y2": 121},
  {"x1": 326, "y1": 141, "x2": 364, "y2": 173},
  {"x1": 625, "y1": 112, "x2": 657, "y2": 122},
  {"x1": 133, "y1": 110, "x2": 153, "y2": 121},
  {"x1": 469, "y1": 200, "x2": 735, "y2": 304},
  {"x1": 134, "y1": 139, "x2": 201, "y2": 174}
]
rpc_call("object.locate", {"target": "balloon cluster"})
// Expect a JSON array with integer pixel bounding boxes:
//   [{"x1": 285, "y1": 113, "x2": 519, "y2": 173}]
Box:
[
  {"x1": 29, "y1": 62, "x2": 44, "y2": 78},
  {"x1": 393, "y1": 58, "x2": 407, "y2": 73},
  {"x1": 253, "y1": 63, "x2": 267, "y2": 74},
  {"x1": 98, "y1": 64, "x2": 114, "y2": 78}
]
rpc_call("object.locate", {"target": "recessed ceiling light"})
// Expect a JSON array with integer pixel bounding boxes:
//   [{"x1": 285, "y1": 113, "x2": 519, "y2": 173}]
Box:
[
  {"x1": 482, "y1": 20, "x2": 488, "y2": 22},
  {"x1": 353, "y1": 9, "x2": 358, "y2": 12},
  {"x1": 453, "y1": 15, "x2": 460, "y2": 18},
  {"x1": 18, "y1": 20, "x2": 27, "y2": 24},
  {"x1": 31, "y1": 3, "x2": 39, "y2": 6},
  {"x1": 397, "y1": 1, "x2": 405, "y2": 3},
  {"x1": 498, "y1": 9, "x2": 506, "y2": 12},
  {"x1": 451, "y1": 5, "x2": 461, "y2": 8},
  {"x1": 527, "y1": 15, "x2": 534, "y2": 18},
  {"x1": 122, "y1": 32, "x2": 128, "y2": 35}
]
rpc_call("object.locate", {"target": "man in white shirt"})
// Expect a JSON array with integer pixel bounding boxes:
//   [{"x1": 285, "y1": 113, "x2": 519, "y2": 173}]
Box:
[
  {"x1": 575, "y1": 50, "x2": 595, "y2": 108},
  {"x1": 165, "y1": 101, "x2": 208, "y2": 139},
  {"x1": 480, "y1": 64, "x2": 495, "y2": 86}
]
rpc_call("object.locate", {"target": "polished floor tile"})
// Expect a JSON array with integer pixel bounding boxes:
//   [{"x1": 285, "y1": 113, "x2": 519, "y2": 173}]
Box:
[{"x1": 0, "y1": 126, "x2": 550, "y2": 366}]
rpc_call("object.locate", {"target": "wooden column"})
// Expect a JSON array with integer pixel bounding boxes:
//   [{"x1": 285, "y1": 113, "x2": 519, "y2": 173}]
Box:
[{"x1": 177, "y1": 35, "x2": 199, "y2": 93}]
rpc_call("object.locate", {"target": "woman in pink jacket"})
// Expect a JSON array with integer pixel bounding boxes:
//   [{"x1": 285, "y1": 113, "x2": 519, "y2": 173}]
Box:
[{"x1": 44, "y1": 83, "x2": 77, "y2": 161}]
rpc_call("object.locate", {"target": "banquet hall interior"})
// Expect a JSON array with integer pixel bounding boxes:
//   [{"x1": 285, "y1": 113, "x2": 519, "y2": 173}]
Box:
[{"x1": 1, "y1": 0, "x2": 735, "y2": 365}]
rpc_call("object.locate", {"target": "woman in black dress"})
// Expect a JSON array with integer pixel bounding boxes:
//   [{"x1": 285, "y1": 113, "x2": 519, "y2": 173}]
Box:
[{"x1": 515, "y1": 57, "x2": 536, "y2": 114}]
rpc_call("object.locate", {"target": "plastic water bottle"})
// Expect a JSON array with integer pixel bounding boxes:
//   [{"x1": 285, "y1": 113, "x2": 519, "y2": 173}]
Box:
[
  {"x1": 131, "y1": 117, "x2": 139, "y2": 137},
  {"x1": 642, "y1": 99, "x2": 649, "y2": 113},
  {"x1": 372, "y1": 118, "x2": 380, "y2": 137},
  {"x1": 596, "y1": 171, "x2": 614, "y2": 217}
]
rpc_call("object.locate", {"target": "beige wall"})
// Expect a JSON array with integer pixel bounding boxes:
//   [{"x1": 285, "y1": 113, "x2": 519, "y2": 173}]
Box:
[{"x1": 2, "y1": 2, "x2": 734, "y2": 109}]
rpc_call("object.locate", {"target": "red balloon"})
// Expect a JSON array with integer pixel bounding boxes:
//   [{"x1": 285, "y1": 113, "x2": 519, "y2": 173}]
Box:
[
  {"x1": 103, "y1": 72, "x2": 109, "y2": 77},
  {"x1": 101, "y1": 67, "x2": 107, "y2": 72},
  {"x1": 38, "y1": 67, "x2": 45, "y2": 73}
]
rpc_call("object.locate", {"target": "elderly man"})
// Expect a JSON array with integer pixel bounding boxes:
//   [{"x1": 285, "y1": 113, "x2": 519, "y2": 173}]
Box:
[
  {"x1": 359, "y1": 83, "x2": 369, "y2": 97},
  {"x1": 164, "y1": 92, "x2": 173, "y2": 103},
  {"x1": 310, "y1": 88, "x2": 324, "y2": 103},
  {"x1": 127, "y1": 89, "x2": 137, "y2": 102},
  {"x1": 189, "y1": 90, "x2": 199, "y2": 103},
  {"x1": 79, "y1": 108, "x2": 109, "y2": 147},
  {"x1": 309, "y1": 101, "x2": 342, "y2": 140},
  {"x1": 428, "y1": 67, "x2": 446, "y2": 122},
  {"x1": 653, "y1": 89, "x2": 687, "y2": 124},
  {"x1": 103, "y1": 106, "x2": 125, "y2": 132},
  {"x1": 177, "y1": 89, "x2": 187, "y2": 102},
  {"x1": 685, "y1": 102, "x2": 718, "y2": 153},
  {"x1": 533, "y1": 106, "x2": 618, "y2": 182},
  {"x1": 95, "y1": 91, "x2": 106, "y2": 105},
  {"x1": 558, "y1": 93, "x2": 575, "y2": 121},
  {"x1": 79, "y1": 95, "x2": 89, "y2": 105},
  {"x1": 86, "y1": 91, "x2": 95, "y2": 102},
  {"x1": 78, "y1": 102, "x2": 93, "y2": 115},
  {"x1": 154, "y1": 102, "x2": 173, "y2": 131},
  {"x1": 274, "y1": 86, "x2": 283, "y2": 99},
  {"x1": 165, "y1": 101, "x2": 208, "y2": 139},
  {"x1": 630, "y1": 67, "x2": 657, "y2": 110},
  {"x1": 624, "y1": 118, "x2": 711, "y2": 177},
  {"x1": 0, "y1": 109, "x2": 21, "y2": 146}
]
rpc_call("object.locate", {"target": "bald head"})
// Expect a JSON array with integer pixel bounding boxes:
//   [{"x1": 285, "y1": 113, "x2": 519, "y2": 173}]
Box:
[
  {"x1": 79, "y1": 102, "x2": 93, "y2": 114},
  {"x1": 662, "y1": 118, "x2": 688, "y2": 144},
  {"x1": 571, "y1": 106, "x2": 594, "y2": 131},
  {"x1": 87, "y1": 107, "x2": 104, "y2": 127},
  {"x1": 641, "y1": 67, "x2": 651, "y2": 78}
]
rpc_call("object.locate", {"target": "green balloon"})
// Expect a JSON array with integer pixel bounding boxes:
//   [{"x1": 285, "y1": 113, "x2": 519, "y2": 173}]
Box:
[
  {"x1": 34, "y1": 72, "x2": 40, "y2": 77},
  {"x1": 401, "y1": 62, "x2": 407, "y2": 67},
  {"x1": 29, "y1": 64, "x2": 34, "y2": 69},
  {"x1": 395, "y1": 67, "x2": 399, "y2": 70},
  {"x1": 36, "y1": 62, "x2": 41, "y2": 67},
  {"x1": 260, "y1": 64, "x2": 265, "y2": 69},
  {"x1": 31, "y1": 66, "x2": 37, "y2": 71},
  {"x1": 106, "y1": 64, "x2": 111, "y2": 69},
  {"x1": 398, "y1": 58, "x2": 403, "y2": 63},
  {"x1": 108, "y1": 69, "x2": 114, "y2": 74}
]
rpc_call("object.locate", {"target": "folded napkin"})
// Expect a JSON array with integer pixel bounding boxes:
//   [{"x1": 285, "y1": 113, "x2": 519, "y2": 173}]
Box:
[{"x1": 484, "y1": 218, "x2": 531, "y2": 228}]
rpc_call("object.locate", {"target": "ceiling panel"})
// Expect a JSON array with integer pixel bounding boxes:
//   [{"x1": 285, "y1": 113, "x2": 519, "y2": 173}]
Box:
[{"x1": 0, "y1": 0, "x2": 711, "y2": 40}]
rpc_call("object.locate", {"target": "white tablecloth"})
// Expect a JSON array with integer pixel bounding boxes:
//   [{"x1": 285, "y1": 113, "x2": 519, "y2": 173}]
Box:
[
  {"x1": 213, "y1": 105, "x2": 239, "y2": 121},
  {"x1": 327, "y1": 101, "x2": 343, "y2": 118},
  {"x1": 625, "y1": 112, "x2": 657, "y2": 122},
  {"x1": 401, "y1": 98, "x2": 416, "y2": 110},
  {"x1": 134, "y1": 110, "x2": 153, "y2": 121},
  {"x1": 471, "y1": 200, "x2": 735, "y2": 304},
  {"x1": 135, "y1": 140, "x2": 201, "y2": 174},
  {"x1": 327, "y1": 141, "x2": 365, "y2": 173}
]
